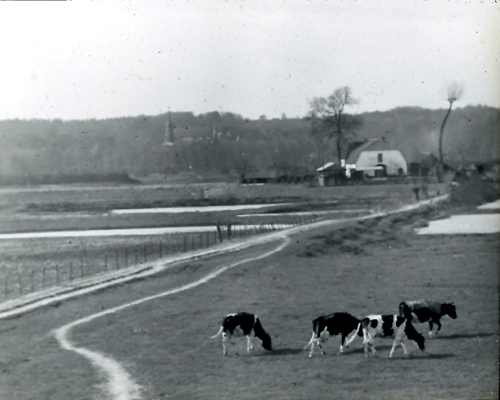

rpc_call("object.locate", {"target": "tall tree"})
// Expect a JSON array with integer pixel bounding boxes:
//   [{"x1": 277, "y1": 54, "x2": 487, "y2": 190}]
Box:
[
  {"x1": 438, "y1": 82, "x2": 464, "y2": 170},
  {"x1": 309, "y1": 87, "x2": 363, "y2": 164}
]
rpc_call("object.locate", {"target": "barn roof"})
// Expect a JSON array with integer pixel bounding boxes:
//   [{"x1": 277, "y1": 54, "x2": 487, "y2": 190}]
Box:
[{"x1": 345, "y1": 138, "x2": 399, "y2": 164}]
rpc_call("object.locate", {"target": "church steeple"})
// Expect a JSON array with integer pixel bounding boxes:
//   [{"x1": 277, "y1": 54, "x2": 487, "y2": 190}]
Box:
[{"x1": 163, "y1": 112, "x2": 175, "y2": 146}]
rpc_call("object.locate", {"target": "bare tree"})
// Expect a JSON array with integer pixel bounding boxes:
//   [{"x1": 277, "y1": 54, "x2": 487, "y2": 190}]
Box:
[
  {"x1": 438, "y1": 82, "x2": 464, "y2": 171},
  {"x1": 232, "y1": 151, "x2": 255, "y2": 183},
  {"x1": 309, "y1": 87, "x2": 363, "y2": 164}
]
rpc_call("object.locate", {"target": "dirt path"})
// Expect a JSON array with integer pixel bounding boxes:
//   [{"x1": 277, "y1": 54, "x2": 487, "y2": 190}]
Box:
[{"x1": 53, "y1": 237, "x2": 290, "y2": 400}]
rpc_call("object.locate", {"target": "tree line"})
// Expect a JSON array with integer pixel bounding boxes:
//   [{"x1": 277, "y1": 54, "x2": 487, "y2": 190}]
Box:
[{"x1": 0, "y1": 102, "x2": 498, "y2": 185}]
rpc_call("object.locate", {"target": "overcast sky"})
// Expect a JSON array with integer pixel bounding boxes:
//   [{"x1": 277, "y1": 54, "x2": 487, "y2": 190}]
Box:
[{"x1": 0, "y1": 0, "x2": 499, "y2": 121}]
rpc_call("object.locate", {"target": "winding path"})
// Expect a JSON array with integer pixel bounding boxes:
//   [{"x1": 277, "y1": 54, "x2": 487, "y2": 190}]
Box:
[
  {"x1": 0, "y1": 195, "x2": 447, "y2": 400},
  {"x1": 53, "y1": 236, "x2": 291, "y2": 400}
]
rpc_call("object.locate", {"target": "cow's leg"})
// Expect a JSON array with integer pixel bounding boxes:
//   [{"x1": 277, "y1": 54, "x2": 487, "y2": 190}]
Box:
[
  {"x1": 304, "y1": 331, "x2": 316, "y2": 351},
  {"x1": 389, "y1": 339, "x2": 400, "y2": 358},
  {"x1": 363, "y1": 341, "x2": 370, "y2": 357},
  {"x1": 246, "y1": 335, "x2": 253, "y2": 353},
  {"x1": 317, "y1": 340, "x2": 326, "y2": 355},
  {"x1": 364, "y1": 340, "x2": 376, "y2": 358},
  {"x1": 401, "y1": 341, "x2": 408, "y2": 355},
  {"x1": 434, "y1": 318, "x2": 442, "y2": 335},
  {"x1": 339, "y1": 333, "x2": 347, "y2": 353},
  {"x1": 222, "y1": 333, "x2": 228, "y2": 356},
  {"x1": 362, "y1": 331, "x2": 371, "y2": 358},
  {"x1": 428, "y1": 320, "x2": 434, "y2": 337},
  {"x1": 308, "y1": 340, "x2": 315, "y2": 357}
]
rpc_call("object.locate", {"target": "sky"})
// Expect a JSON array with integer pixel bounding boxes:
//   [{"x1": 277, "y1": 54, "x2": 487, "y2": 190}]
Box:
[{"x1": 0, "y1": 0, "x2": 499, "y2": 121}]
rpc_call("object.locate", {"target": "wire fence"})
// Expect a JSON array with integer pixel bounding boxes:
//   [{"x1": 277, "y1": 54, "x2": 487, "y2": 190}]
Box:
[{"x1": 0, "y1": 212, "x2": 335, "y2": 302}]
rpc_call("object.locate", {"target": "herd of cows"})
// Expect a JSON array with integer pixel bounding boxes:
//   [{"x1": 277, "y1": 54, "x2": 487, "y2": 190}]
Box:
[{"x1": 210, "y1": 300, "x2": 457, "y2": 358}]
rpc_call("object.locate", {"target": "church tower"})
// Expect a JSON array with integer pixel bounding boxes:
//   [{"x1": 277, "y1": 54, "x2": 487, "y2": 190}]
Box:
[{"x1": 163, "y1": 112, "x2": 175, "y2": 146}]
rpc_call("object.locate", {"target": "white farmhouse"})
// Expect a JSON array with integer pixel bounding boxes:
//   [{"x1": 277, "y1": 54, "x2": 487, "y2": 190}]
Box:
[{"x1": 345, "y1": 138, "x2": 407, "y2": 178}]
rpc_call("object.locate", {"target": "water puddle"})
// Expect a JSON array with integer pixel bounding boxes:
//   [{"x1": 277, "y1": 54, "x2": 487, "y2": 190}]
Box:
[
  {"x1": 0, "y1": 224, "x2": 289, "y2": 240},
  {"x1": 416, "y1": 214, "x2": 500, "y2": 235},
  {"x1": 477, "y1": 199, "x2": 500, "y2": 210},
  {"x1": 110, "y1": 203, "x2": 290, "y2": 214},
  {"x1": 237, "y1": 209, "x2": 370, "y2": 217}
]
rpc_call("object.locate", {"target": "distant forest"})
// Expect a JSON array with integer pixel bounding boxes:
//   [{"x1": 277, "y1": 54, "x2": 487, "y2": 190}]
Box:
[{"x1": 0, "y1": 105, "x2": 498, "y2": 184}]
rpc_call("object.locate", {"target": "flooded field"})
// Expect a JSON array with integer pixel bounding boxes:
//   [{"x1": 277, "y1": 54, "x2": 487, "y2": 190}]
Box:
[
  {"x1": 417, "y1": 214, "x2": 500, "y2": 235},
  {"x1": 478, "y1": 199, "x2": 500, "y2": 210},
  {"x1": 110, "y1": 203, "x2": 291, "y2": 214}
]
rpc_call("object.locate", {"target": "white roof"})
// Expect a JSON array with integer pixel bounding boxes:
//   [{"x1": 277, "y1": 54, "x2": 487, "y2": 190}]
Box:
[{"x1": 316, "y1": 162, "x2": 336, "y2": 172}]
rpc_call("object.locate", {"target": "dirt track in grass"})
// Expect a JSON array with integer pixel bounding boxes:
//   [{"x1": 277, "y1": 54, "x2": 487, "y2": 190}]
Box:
[{"x1": 0, "y1": 207, "x2": 498, "y2": 400}]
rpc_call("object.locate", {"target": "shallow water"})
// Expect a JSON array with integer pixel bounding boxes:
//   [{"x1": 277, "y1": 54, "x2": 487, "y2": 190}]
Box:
[
  {"x1": 237, "y1": 209, "x2": 370, "y2": 217},
  {"x1": 416, "y1": 214, "x2": 500, "y2": 235},
  {"x1": 110, "y1": 203, "x2": 290, "y2": 214},
  {"x1": 477, "y1": 199, "x2": 500, "y2": 210},
  {"x1": 0, "y1": 224, "x2": 290, "y2": 240}
]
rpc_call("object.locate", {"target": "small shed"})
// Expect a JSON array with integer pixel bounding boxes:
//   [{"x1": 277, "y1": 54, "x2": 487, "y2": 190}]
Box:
[
  {"x1": 409, "y1": 152, "x2": 440, "y2": 177},
  {"x1": 316, "y1": 162, "x2": 346, "y2": 186},
  {"x1": 240, "y1": 171, "x2": 276, "y2": 184}
]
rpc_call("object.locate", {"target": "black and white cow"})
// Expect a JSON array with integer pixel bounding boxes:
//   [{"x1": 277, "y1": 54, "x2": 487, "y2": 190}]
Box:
[
  {"x1": 304, "y1": 312, "x2": 361, "y2": 357},
  {"x1": 361, "y1": 314, "x2": 425, "y2": 358},
  {"x1": 399, "y1": 300, "x2": 457, "y2": 337},
  {"x1": 210, "y1": 312, "x2": 272, "y2": 356}
]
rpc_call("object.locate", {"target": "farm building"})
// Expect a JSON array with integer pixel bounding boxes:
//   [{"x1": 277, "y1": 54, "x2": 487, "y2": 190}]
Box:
[
  {"x1": 409, "y1": 152, "x2": 440, "y2": 177},
  {"x1": 316, "y1": 162, "x2": 346, "y2": 186},
  {"x1": 345, "y1": 138, "x2": 407, "y2": 178}
]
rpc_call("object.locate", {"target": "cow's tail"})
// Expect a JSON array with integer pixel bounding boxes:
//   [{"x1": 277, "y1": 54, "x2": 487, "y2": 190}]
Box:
[
  {"x1": 356, "y1": 321, "x2": 364, "y2": 337},
  {"x1": 209, "y1": 326, "x2": 223, "y2": 339},
  {"x1": 360, "y1": 318, "x2": 371, "y2": 344}
]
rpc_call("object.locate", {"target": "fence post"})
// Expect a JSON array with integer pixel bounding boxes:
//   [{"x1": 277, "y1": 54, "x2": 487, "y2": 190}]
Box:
[
  {"x1": 80, "y1": 257, "x2": 85, "y2": 278},
  {"x1": 116, "y1": 250, "x2": 120, "y2": 269},
  {"x1": 30, "y1": 269, "x2": 35, "y2": 292},
  {"x1": 104, "y1": 254, "x2": 108, "y2": 272},
  {"x1": 183, "y1": 236, "x2": 187, "y2": 252},
  {"x1": 70, "y1": 262, "x2": 74, "y2": 281},
  {"x1": 42, "y1": 268, "x2": 46, "y2": 288},
  {"x1": 159, "y1": 240, "x2": 163, "y2": 258},
  {"x1": 4, "y1": 275, "x2": 8, "y2": 298},
  {"x1": 17, "y1": 270, "x2": 22, "y2": 295},
  {"x1": 191, "y1": 236, "x2": 195, "y2": 251},
  {"x1": 135, "y1": 247, "x2": 139, "y2": 264},
  {"x1": 216, "y1": 222, "x2": 223, "y2": 243},
  {"x1": 56, "y1": 265, "x2": 60, "y2": 285}
]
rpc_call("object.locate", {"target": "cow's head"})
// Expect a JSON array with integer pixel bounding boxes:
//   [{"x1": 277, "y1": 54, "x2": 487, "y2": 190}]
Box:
[
  {"x1": 405, "y1": 321, "x2": 425, "y2": 351},
  {"x1": 260, "y1": 333, "x2": 272, "y2": 351},
  {"x1": 443, "y1": 303, "x2": 457, "y2": 319},
  {"x1": 414, "y1": 331, "x2": 426, "y2": 351},
  {"x1": 399, "y1": 302, "x2": 412, "y2": 320}
]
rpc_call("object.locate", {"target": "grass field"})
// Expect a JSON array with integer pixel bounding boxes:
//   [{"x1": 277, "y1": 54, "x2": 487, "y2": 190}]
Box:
[
  {"x1": 0, "y1": 182, "x2": 446, "y2": 213},
  {"x1": 0, "y1": 182, "x2": 413, "y2": 299},
  {"x1": 0, "y1": 204, "x2": 497, "y2": 400}
]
